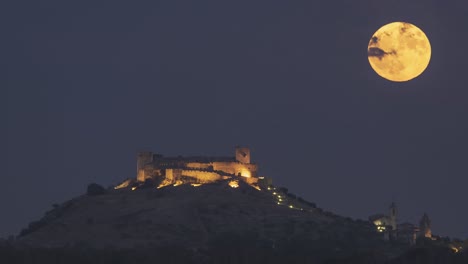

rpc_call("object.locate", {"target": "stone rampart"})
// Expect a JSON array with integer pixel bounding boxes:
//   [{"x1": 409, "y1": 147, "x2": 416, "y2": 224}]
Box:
[{"x1": 180, "y1": 170, "x2": 223, "y2": 183}]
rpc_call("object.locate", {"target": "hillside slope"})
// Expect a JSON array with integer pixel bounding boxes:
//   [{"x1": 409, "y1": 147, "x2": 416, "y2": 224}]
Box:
[{"x1": 18, "y1": 180, "x2": 382, "y2": 252}]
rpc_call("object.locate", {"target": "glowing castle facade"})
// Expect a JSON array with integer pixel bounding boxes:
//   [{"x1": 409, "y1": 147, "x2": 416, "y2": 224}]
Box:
[{"x1": 135, "y1": 147, "x2": 269, "y2": 188}]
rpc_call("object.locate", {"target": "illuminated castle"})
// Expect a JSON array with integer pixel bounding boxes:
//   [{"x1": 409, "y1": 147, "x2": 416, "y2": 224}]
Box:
[{"x1": 135, "y1": 147, "x2": 270, "y2": 188}]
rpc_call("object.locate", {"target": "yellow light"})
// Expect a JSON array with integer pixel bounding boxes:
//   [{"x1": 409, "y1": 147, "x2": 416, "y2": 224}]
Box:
[
  {"x1": 131, "y1": 187, "x2": 137, "y2": 191},
  {"x1": 228, "y1": 180, "x2": 239, "y2": 188},
  {"x1": 191, "y1": 183, "x2": 202, "y2": 187},
  {"x1": 273, "y1": 192, "x2": 277, "y2": 195},
  {"x1": 368, "y1": 22, "x2": 431, "y2": 82},
  {"x1": 376, "y1": 225, "x2": 386, "y2": 233},
  {"x1": 239, "y1": 169, "x2": 251, "y2": 178},
  {"x1": 157, "y1": 180, "x2": 172, "y2": 189},
  {"x1": 289, "y1": 205, "x2": 293, "y2": 209},
  {"x1": 173, "y1": 180, "x2": 183, "y2": 187},
  {"x1": 114, "y1": 179, "x2": 132, "y2": 189}
]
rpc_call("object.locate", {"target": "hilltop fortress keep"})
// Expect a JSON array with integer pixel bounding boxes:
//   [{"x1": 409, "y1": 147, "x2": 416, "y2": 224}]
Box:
[{"x1": 135, "y1": 147, "x2": 269, "y2": 188}]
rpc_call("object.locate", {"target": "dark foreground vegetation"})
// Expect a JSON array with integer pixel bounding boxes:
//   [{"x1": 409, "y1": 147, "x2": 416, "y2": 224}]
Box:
[{"x1": 2, "y1": 235, "x2": 467, "y2": 264}]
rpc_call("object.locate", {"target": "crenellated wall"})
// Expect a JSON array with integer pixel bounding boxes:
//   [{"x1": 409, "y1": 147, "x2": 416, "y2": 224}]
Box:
[{"x1": 186, "y1": 162, "x2": 212, "y2": 170}]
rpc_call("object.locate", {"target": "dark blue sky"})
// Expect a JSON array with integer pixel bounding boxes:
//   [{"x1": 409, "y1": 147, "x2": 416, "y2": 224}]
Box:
[{"x1": 3, "y1": 0, "x2": 468, "y2": 239}]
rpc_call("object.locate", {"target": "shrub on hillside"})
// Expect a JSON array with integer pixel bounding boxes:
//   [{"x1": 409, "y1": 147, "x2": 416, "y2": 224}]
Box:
[
  {"x1": 140, "y1": 179, "x2": 155, "y2": 189},
  {"x1": 19, "y1": 220, "x2": 47, "y2": 237},
  {"x1": 87, "y1": 183, "x2": 106, "y2": 196}
]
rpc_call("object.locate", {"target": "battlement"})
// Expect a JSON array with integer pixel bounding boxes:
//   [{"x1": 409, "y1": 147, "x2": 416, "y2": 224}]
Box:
[{"x1": 136, "y1": 147, "x2": 260, "y2": 187}]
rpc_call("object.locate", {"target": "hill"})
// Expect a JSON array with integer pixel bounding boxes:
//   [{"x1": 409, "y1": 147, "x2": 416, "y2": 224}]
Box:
[
  {"x1": 4, "y1": 180, "x2": 467, "y2": 263},
  {"x1": 17, "y1": 180, "x2": 379, "y2": 249}
]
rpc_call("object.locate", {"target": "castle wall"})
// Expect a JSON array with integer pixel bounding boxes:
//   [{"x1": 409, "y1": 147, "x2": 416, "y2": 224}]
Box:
[
  {"x1": 212, "y1": 162, "x2": 257, "y2": 177},
  {"x1": 166, "y1": 169, "x2": 182, "y2": 182},
  {"x1": 137, "y1": 169, "x2": 146, "y2": 182},
  {"x1": 136, "y1": 164, "x2": 159, "y2": 182},
  {"x1": 137, "y1": 152, "x2": 153, "y2": 177},
  {"x1": 186, "y1": 162, "x2": 212, "y2": 170},
  {"x1": 180, "y1": 170, "x2": 223, "y2": 183},
  {"x1": 242, "y1": 177, "x2": 259, "y2": 185},
  {"x1": 137, "y1": 162, "x2": 257, "y2": 182},
  {"x1": 135, "y1": 148, "x2": 263, "y2": 186}
]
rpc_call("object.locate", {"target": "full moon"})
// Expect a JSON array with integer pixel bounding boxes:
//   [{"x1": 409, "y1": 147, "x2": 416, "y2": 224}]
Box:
[{"x1": 368, "y1": 22, "x2": 431, "y2": 82}]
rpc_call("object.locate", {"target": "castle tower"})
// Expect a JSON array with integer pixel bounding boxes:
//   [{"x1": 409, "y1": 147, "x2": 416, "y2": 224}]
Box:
[
  {"x1": 419, "y1": 213, "x2": 432, "y2": 238},
  {"x1": 389, "y1": 202, "x2": 397, "y2": 231},
  {"x1": 137, "y1": 151, "x2": 153, "y2": 181},
  {"x1": 235, "y1": 147, "x2": 251, "y2": 164}
]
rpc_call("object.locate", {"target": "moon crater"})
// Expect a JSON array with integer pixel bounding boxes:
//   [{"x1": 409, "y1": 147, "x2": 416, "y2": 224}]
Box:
[{"x1": 368, "y1": 22, "x2": 431, "y2": 82}]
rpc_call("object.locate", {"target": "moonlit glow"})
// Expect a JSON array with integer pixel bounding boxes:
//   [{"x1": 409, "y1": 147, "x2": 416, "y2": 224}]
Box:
[{"x1": 368, "y1": 22, "x2": 431, "y2": 82}]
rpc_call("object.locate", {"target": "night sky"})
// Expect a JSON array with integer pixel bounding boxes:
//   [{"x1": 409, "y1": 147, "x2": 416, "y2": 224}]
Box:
[{"x1": 3, "y1": 1, "x2": 468, "y2": 239}]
